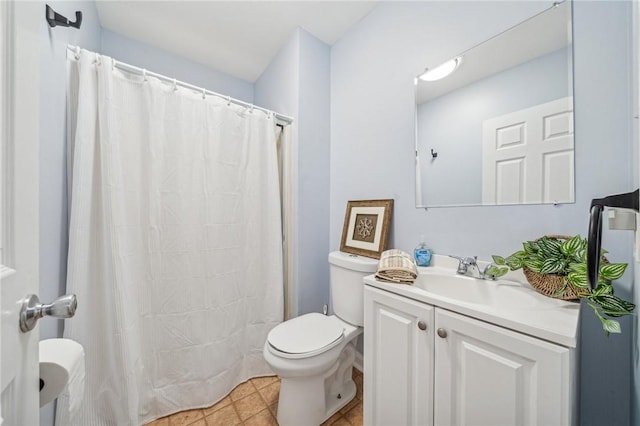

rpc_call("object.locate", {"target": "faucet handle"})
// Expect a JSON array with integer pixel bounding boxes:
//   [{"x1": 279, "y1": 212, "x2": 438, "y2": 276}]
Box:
[{"x1": 448, "y1": 255, "x2": 470, "y2": 274}]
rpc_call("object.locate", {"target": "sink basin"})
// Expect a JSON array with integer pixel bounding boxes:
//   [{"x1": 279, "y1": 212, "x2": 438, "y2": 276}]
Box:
[
  {"x1": 414, "y1": 272, "x2": 563, "y2": 310},
  {"x1": 363, "y1": 259, "x2": 580, "y2": 347}
]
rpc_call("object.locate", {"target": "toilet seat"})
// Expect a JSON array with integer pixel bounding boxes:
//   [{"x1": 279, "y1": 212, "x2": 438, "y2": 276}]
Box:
[{"x1": 267, "y1": 313, "x2": 345, "y2": 359}]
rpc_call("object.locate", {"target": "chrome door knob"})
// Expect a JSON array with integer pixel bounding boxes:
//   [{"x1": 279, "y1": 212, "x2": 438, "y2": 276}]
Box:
[
  {"x1": 19, "y1": 294, "x2": 77, "y2": 332},
  {"x1": 437, "y1": 328, "x2": 448, "y2": 338},
  {"x1": 417, "y1": 321, "x2": 427, "y2": 331}
]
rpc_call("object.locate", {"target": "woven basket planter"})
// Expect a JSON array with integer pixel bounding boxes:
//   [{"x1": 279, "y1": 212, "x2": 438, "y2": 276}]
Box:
[
  {"x1": 522, "y1": 235, "x2": 591, "y2": 301},
  {"x1": 523, "y1": 267, "x2": 588, "y2": 301}
]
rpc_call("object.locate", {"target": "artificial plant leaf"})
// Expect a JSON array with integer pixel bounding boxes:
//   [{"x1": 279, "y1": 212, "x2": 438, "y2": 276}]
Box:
[
  {"x1": 524, "y1": 258, "x2": 543, "y2": 273},
  {"x1": 560, "y1": 235, "x2": 583, "y2": 256},
  {"x1": 505, "y1": 255, "x2": 524, "y2": 270},
  {"x1": 491, "y1": 255, "x2": 506, "y2": 266},
  {"x1": 486, "y1": 265, "x2": 509, "y2": 278},
  {"x1": 568, "y1": 262, "x2": 587, "y2": 274},
  {"x1": 535, "y1": 238, "x2": 550, "y2": 256},
  {"x1": 599, "y1": 263, "x2": 628, "y2": 281},
  {"x1": 576, "y1": 248, "x2": 587, "y2": 263},
  {"x1": 590, "y1": 294, "x2": 635, "y2": 317},
  {"x1": 567, "y1": 271, "x2": 588, "y2": 288},
  {"x1": 551, "y1": 281, "x2": 568, "y2": 298},
  {"x1": 512, "y1": 250, "x2": 528, "y2": 260},
  {"x1": 538, "y1": 237, "x2": 562, "y2": 257},
  {"x1": 601, "y1": 318, "x2": 622, "y2": 334},
  {"x1": 523, "y1": 241, "x2": 537, "y2": 255},
  {"x1": 592, "y1": 283, "x2": 614, "y2": 296},
  {"x1": 540, "y1": 258, "x2": 564, "y2": 275},
  {"x1": 578, "y1": 237, "x2": 587, "y2": 250}
]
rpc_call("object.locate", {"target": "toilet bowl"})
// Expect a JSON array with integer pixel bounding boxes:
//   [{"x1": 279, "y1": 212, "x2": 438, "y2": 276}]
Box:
[{"x1": 263, "y1": 251, "x2": 377, "y2": 426}]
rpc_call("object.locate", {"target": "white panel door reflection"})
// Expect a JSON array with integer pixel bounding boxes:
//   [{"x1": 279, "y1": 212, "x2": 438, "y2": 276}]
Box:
[{"x1": 482, "y1": 97, "x2": 574, "y2": 204}]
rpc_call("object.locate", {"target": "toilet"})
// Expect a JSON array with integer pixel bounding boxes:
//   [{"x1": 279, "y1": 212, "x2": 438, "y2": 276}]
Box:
[{"x1": 263, "y1": 251, "x2": 378, "y2": 426}]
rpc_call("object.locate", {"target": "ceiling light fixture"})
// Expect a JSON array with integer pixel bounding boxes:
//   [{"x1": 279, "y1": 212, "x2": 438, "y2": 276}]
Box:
[{"x1": 419, "y1": 57, "x2": 462, "y2": 82}]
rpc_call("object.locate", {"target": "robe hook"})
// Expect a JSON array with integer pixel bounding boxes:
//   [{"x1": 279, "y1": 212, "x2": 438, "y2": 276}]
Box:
[
  {"x1": 431, "y1": 149, "x2": 438, "y2": 159},
  {"x1": 46, "y1": 4, "x2": 82, "y2": 29}
]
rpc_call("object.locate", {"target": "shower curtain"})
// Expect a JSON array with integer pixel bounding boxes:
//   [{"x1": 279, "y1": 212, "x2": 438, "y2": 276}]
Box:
[{"x1": 58, "y1": 49, "x2": 284, "y2": 425}]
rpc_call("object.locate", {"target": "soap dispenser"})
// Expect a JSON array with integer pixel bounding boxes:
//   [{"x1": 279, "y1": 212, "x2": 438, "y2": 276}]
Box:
[{"x1": 414, "y1": 236, "x2": 432, "y2": 266}]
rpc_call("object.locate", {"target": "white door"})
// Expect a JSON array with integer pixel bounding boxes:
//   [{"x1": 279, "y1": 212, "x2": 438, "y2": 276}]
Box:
[
  {"x1": 482, "y1": 97, "x2": 574, "y2": 205},
  {"x1": 434, "y1": 309, "x2": 572, "y2": 426},
  {"x1": 1, "y1": 1, "x2": 41, "y2": 424},
  {"x1": 364, "y1": 286, "x2": 434, "y2": 426}
]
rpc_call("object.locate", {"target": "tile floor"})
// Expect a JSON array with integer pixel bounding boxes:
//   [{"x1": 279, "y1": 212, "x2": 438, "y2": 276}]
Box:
[{"x1": 146, "y1": 369, "x2": 363, "y2": 426}]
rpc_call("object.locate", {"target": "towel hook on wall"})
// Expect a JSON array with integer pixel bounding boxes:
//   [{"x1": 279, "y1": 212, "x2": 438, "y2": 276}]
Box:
[
  {"x1": 46, "y1": 4, "x2": 82, "y2": 29},
  {"x1": 430, "y1": 149, "x2": 438, "y2": 159}
]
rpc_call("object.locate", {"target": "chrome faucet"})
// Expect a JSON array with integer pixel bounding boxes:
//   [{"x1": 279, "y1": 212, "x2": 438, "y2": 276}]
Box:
[
  {"x1": 449, "y1": 255, "x2": 499, "y2": 280},
  {"x1": 449, "y1": 255, "x2": 478, "y2": 275}
]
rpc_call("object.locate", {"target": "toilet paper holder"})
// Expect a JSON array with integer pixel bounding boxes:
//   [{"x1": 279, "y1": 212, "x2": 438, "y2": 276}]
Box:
[{"x1": 19, "y1": 294, "x2": 77, "y2": 333}]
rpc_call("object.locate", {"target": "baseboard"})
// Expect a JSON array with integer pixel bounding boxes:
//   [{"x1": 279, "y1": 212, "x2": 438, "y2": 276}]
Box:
[{"x1": 353, "y1": 350, "x2": 364, "y2": 373}]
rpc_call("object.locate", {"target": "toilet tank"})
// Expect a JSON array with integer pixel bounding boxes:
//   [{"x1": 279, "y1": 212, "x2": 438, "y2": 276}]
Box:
[{"x1": 328, "y1": 251, "x2": 378, "y2": 327}]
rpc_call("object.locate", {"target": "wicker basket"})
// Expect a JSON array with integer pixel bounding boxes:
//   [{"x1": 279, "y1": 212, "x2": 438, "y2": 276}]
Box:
[{"x1": 522, "y1": 235, "x2": 590, "y2": 301}]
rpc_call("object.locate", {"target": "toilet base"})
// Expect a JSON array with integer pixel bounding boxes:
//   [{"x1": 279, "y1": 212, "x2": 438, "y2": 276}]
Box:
[{"x1": 276, "y1": 343, "x2": 358, "y2": 426}]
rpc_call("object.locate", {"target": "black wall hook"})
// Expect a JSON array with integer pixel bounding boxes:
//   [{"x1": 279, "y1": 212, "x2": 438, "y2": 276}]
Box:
[
  {"x1": 46, "y1": 4, "x2": 82, "y2": 29},
  {"x1": 430, "y1": 149, "x2": 438, "y2": 159}
]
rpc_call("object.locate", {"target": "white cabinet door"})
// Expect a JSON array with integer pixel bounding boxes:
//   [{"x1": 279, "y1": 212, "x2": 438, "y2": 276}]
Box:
[
  {"x1": 482, "y1": 97, "x2": 574, "y2": 204},
  {"x1": 364, "y1": 287, "x2": 434, "y2": 426},
  {"x1": 434, "y1": 309, "x2": 572, "y2": 426}
]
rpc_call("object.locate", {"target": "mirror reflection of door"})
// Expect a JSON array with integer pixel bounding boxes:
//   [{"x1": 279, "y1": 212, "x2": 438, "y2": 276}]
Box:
[{"x1": 482, "y1": 97, "x2": 574, "y2": 204}]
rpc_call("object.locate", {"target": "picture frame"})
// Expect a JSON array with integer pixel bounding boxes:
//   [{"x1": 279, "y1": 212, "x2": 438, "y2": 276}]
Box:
[{"x1": 340, "y1": 199, "x2": 394, "y2": 259}]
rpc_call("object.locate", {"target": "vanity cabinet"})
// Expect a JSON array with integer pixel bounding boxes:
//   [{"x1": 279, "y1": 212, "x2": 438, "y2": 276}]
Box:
[
  {"x1": 364, "y1": 285, "x2": 435, "y2": 425},
  {"x1": 364, "y1": 286, "x2": 574, "y2": 426}
]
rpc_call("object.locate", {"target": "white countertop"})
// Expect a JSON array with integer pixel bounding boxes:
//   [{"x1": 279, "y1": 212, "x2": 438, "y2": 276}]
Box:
[{"x1": 364, "y1": 255, "x2": 580, "y2": 348}]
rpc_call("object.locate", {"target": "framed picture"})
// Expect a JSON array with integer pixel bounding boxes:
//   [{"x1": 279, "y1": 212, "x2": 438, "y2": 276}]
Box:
[{"x1": 340, "y1": 199, "x2": 394, "y2": 259}]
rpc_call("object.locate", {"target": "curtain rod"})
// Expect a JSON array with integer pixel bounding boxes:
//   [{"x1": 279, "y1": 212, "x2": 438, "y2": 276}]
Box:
[{"x1": 67, "y1": 45, "x2": 294, "y2": 126}]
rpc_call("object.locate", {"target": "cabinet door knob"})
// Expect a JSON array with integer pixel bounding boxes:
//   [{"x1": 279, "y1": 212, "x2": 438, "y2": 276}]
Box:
[
  {"x1": 437, "y1": 328, "x2": 448, "y2": 338},
  {"x1": 417, "y1": 320, "x2": 427, "y2": 331}
]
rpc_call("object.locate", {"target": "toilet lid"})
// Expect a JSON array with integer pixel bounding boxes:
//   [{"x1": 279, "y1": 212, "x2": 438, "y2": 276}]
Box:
[{"x1": 268, "y1": 313, "x2": 344, "y2": 358}]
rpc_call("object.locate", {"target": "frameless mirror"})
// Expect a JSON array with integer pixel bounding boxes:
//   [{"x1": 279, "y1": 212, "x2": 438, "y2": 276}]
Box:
[{"x1": 415, "y1": 1, "x2": 573, "y2": 208}]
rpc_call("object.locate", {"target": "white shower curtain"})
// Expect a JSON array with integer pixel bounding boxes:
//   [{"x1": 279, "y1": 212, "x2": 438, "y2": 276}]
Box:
[{"x1": 58, "y1": 49, "x2": 284, "y2": 425}]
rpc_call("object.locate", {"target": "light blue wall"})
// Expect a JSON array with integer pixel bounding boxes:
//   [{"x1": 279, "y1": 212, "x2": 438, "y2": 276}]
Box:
[
  {"x1": 296, "y1": 30, "x2": 331, "y2": 315},
  {"x1": 418, "y1": 47, "x2": 571, "y2": 206},
  {"x1": 331, "y1": 1, "x2": 634, "y2": 424},
  {"x1": 573, "y1": 3, "x2": 634, "y2": 425},
  {"x1": 255, "y1": 28, "x2": 332, "y2": 317},
  {"x1": 101, "y1": 29, "x2": 253, "y2": 104},
  {"x1": 38, "y1": 3, "x2": 102, "y2": 425},
  {"x1": 254, "y1": 30, "x2": 299, "y2": 117}
]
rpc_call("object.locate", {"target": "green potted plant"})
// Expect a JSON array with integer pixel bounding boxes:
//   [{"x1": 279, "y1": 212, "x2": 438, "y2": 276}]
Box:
[{"x1": 492, "y1": 235, "x2": 635, "y2": 335}]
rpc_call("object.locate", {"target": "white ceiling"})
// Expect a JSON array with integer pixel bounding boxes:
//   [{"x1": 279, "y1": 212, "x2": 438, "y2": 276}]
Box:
[{"x1": 96, "y1": 1, "x2": 379, "y2": 82}]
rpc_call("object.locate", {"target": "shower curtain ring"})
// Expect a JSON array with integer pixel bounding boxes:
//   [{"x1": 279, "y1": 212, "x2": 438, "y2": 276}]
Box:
[
  {"x1": 74, "y1": 46, "x2": 80, "y2": 59},
  {"x1": 172, "y1": 79, "x2": 178, "y2": 91},
  {"x1": 202, "y1": 89, "x2": 206, "y2": 99},
  {"x1": 142, "y1": 69, "x2": 147, "y2": 81},
  {"x1": 227, "y1": 96, "x2": 231, "y2": 106}
]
